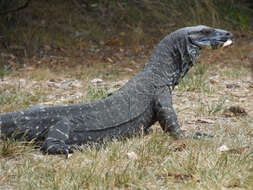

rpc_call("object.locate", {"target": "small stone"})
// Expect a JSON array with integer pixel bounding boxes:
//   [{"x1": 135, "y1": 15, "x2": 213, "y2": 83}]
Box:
[
  {"x1": 91, "y1": 78, "x2": 103, "y2": 85},
  {"x1": 107, "y1": 57, "x2": 113, "y2": 63},
  {"x1": 19, "y1": 78, "x2": 26, "y2": 84},
  {"x1": 210, "y1": 79, "x2": 218, "y2": 84},
  {"x1": 66, "y1": 153, "x2": 73, "y2": 159},
  {"x1": 70, "y1": 80, "x2": 82, "y2": 88},
  {"x1": 226, "y1": 83, "x2": 240, "y2": 89},
  {"x1": 217, "y1": 145, "x2": 229, "y2": 154},
  {"x1": 126, "y1": 151, "x2": 138, "y2": 160},
  {"x1": 223, "y1": 106, "x2": 247, "y2": 117},
  {"x1": 124, "y1": 68, "x2": 134, "y2": 72},
  {"x1": 196, "y1": 118, "x2": 215, "y2": 124}
]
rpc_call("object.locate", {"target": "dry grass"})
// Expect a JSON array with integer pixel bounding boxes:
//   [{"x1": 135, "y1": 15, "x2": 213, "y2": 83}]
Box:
[{"x1": 0, "y1": 44, "x2": 253, "y2": 189}]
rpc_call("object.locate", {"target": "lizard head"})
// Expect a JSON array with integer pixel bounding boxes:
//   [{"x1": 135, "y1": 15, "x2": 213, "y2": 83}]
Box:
[
  {"x1": 187, "y1": 25, "x2": 233, "y2": 50},
  {"x1": 147, "y1": 25, "x2": 233, "y2": 87}
]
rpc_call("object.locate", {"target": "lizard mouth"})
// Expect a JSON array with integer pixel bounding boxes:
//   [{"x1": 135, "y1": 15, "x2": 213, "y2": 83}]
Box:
[
  {"x1": 194, "y1": 38, "x2": 233, "y2": 50},
  {"x1": 210, "y1": 38, "x2": 233, "y2": 49}
]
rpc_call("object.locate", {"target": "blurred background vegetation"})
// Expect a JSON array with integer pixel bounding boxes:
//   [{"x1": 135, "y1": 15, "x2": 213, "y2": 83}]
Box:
[{"x1": 0, "y1": 0, "x2": 253, "y2": 65}]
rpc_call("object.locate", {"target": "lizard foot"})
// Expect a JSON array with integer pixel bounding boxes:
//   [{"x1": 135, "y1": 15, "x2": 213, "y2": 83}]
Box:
[{"x1": 41, "y1": 143, "x2": 74, "y2": 157}]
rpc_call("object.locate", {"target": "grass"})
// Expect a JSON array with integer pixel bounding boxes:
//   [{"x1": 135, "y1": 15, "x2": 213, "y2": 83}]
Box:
[
  {"x1": 85, "y1": 86, "x2": 109, "y2": 102},
  {"x1": 0, "y1": 87, "x2": 47, "y2": 113},
  {"x1": 0, "y1": 137, "x2": 36, "y2": 158},
  {"x1": 195, "y1": 98, "x2": 226, "y2": 117},
  {"x1": 177, "y1": 63, "x2": 212, "y2": 93},
  {"x1": 0, "y1": 65, "x2": 11, "y2": 81},
  {"x1": 0, "y1": 124, "x2": 252, "y2": 189},
  {"x1": 0, "y1": 43, "x2": 252, "y2": 189}
]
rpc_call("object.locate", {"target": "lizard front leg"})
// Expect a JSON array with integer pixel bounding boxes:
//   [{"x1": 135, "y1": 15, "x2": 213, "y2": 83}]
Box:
[
  {"x1": 155, "y1": 87, "x2": 185, "y2": 139},
  {"x1": 41, "y1": 117, "x2": 73, "y2": 155}
]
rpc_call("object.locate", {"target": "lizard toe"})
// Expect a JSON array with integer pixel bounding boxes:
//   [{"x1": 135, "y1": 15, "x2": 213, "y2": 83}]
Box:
[{"x1": 41, "y1": 143, "x2": 73, "y2": 155}]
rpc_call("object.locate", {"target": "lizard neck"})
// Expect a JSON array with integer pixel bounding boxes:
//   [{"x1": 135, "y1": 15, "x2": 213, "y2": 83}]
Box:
[{"x1": 144, "y1": 32, "x2": 201, "y2": 89}]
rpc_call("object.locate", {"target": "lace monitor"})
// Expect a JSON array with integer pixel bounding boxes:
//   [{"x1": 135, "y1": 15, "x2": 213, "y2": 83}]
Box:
[{"x1": 0, "y1": 25, "x2": 233, "y2": 155}]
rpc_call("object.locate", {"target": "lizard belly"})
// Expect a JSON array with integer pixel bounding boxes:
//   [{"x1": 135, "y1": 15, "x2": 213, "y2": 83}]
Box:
[{"x1": 67, "y1": 106, "x2": 155, "y2": 145}]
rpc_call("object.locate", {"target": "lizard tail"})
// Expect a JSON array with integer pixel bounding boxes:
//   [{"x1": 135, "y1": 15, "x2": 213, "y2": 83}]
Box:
[{"x1": 0, "y1": 112, "x2": 20, "y2": 138}]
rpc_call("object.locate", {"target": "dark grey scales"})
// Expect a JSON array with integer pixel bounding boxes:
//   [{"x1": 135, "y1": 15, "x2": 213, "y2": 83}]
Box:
[{"x1": 0, "y1": 25, "x2": 233, "y2": 155}]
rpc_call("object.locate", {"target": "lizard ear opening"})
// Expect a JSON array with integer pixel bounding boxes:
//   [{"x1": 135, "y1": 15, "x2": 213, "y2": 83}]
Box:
[{"x1": 188, "y1": 36, "x2": 194, "y2": 44}]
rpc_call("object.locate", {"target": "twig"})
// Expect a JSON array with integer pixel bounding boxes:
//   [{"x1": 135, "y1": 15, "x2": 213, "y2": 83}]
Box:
[{"x1": 0, "y1": 0, "x2": 32, "y2": 15}]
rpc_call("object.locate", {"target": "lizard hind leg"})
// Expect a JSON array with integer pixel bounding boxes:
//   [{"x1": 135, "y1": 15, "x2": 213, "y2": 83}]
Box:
[{"x1": 41, "y1": 118, "x2": 73, "y2": 155}]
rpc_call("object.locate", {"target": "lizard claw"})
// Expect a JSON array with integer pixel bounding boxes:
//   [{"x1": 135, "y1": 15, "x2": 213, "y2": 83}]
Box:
[{"x1": 41, "y1": 143, "x2": 73, "y2": 155}]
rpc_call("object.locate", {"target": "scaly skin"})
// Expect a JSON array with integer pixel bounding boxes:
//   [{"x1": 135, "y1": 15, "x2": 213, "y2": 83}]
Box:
[{"x1": 0, "y1": 25, "x2": 233, "y2": 155}]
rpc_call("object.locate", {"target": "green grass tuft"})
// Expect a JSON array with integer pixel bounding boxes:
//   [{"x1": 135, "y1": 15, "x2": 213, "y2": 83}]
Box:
[
  {"x1": 85, "y1": 85, "x2": 109, "y2": 102},
  {"x1": 177, "y1": 63, "x2": 211, "y2": 93}
]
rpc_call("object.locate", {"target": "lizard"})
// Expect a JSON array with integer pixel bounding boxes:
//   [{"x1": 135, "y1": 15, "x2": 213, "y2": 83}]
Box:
[{"x1": 0, "y1": 25, "x2": 233, "y2": 155}]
